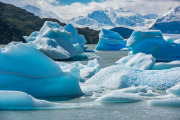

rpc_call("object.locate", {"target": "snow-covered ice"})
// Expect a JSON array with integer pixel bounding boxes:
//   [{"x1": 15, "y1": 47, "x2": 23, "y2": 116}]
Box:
[
  {"x1": 0, "y1": 42, "x2": 83, "y2": 98},
  {"x1": 127, "y1": 30, "x2": 180, "y2": 61},
  {"x1": 116, "y1": 53, "x2": 156, "y2": 70},
  {"x1": 86, "y1": 65, "x2": 180, "y2": 89},
  {"x1": 95, "y1": 29, "x2": 126, "y2": 50}
]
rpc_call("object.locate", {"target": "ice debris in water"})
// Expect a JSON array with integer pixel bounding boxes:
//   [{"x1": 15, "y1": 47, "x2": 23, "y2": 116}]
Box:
[
  {"x1": 86, "y1": 65, "x2": 180, "y2": 89},
  {"x1": 24, "y1": 21, "x2": 86, "y2": 59},
  {"x1": 116, "y1": 52, "x2": 180, "y2": 70},
  {"x1": 0, "y1": 42, "x2": 83, "y2": 98},
  {"x1": 116, "y1": 53, "x2": 156, "y2": 70},
  {"x1": 56, "y1": 58, "x2": 100, "y2": 81},
  {"x1": 148, "y1": 83, "x2": 180, "y2": 107},
  {"x1": 96, "y1": 86, "x2": 159, "y2": 103},
  {"x1": 127, "y1": 30, "x2": 180, "y2": 61},
  {"x1": 95, "y1": 29, "x2": 126, "y2": 50},
  {"x1": 0, "y1": 91, "x2": 80, "y2": 110}
]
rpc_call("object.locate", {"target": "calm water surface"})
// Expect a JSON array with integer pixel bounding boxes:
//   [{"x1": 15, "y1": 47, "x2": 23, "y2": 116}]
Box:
[{"x1": 0, "y1": 44, "x2": 180, "y2": 120}]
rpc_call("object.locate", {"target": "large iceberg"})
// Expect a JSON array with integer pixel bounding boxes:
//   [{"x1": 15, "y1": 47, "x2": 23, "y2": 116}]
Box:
[
  {"x1": 0, "y1": 43, "x2": 83, "y2": 98},
  {"x1": 95, "y1": 29, "x2": 126, "y2": 50},
  {"x1": 86, "y1": 65, "x2": 180, "y2": 89},
  {"x1": 0, "y1": 91, "x2": 79, "y2": 110},
  {"x1": 116, "y1": 53, "x2": 156, "y2": 70},
  {"x1": 24, "y1": 21, "x2": 84, "y2": 60},
  {"x1": 127, "y1": 30, "x2": 180, "y2": 61},
  {"x1": 64, "y1": 24, "x2": 87, "y2": 48}
]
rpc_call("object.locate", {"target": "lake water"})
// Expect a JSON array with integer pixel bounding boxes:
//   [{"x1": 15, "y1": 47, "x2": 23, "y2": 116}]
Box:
[{"x1": 0, "y1": 44, "x2": 180, "y2": 120}]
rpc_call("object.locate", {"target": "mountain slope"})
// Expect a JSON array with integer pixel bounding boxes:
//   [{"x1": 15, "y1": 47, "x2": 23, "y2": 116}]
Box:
[
  {"x1": 0, "y1": 2, "x2": 100, "y2": 44},
  {"x1": 69, "y1": 8, "x2": 159, "y2": 29},
  {"x1": 22, "y1": 5, "x2": 60, "y2": 20},
  {"x1": 150, "y1": 6, "x2": 180, "y2": 34}
]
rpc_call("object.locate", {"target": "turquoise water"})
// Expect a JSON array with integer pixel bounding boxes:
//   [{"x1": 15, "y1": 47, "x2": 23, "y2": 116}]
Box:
[{"x1": 0, "y1": 44, "x2": 180, "y2": 120}]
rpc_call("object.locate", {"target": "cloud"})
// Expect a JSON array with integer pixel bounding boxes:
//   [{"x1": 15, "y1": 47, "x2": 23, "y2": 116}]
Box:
[{"x1": 0, "y1": 0, "x2": 179, "y2": 19}]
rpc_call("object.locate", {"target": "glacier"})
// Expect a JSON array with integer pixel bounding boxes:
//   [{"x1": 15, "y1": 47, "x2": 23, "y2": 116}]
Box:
[
  {"x1": 95, "y1": 29, "x2": 126, "y2": 50},
  {"x1": 0, "y1": 91, "x2": 80, "y2": 110},
  {"x1": 0, "y1": 42, "x2": 83, "y2": 98},
  {"x1": 24, "y1": 21, "x2": 86, "y2": 60},
  {"x1": 127, "y1": 30, "x2": 180, "y2": 61}
]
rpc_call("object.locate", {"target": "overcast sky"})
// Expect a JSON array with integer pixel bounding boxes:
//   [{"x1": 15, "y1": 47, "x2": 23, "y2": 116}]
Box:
[{"x1": 1, "y1": 0, "x2": 180, "y2": 19}]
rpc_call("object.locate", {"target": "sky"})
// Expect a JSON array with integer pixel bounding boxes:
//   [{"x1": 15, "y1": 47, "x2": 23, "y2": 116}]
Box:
[{"x1": 0, "y1": 0, "x2": 180, "y2": 19}]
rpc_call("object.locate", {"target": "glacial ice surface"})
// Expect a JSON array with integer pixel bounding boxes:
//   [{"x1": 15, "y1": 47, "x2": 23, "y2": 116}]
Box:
[
  {"x1": 95, "y1": 29, "x2": 126, "y2": 50},
  {"x1": 86, "y1": 65, "x2": 180, "y2": 89},
  {"x1": 166, "y1": 83, "x2": 180, "y2": 96},
  {"x1": 0, "y1": 43, "x2": 83, "y2": 98},
  {"x1": 116, "y1": 53, "x2": 156, "y2": 70},
  {"x1": 152, "y1": 61, "x2": 180, "y2": 70},
  {"x1": 127, "y1": 30, "x2": 180, "y2": 61}
]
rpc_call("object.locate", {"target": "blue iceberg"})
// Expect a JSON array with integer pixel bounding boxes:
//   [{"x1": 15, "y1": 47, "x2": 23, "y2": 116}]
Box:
[
  {"x1": 64, "y1": 24, "x2": 87, "y2": 48},
  {"x1": 95, "y1": 29, "x2": 126, "y2": 50},
  {"x1": 0, "y1": 43, "x2": 83, "y2": 98},
  {"x1": 127, "y1": 30, "x2": 180, "y2": 61}
]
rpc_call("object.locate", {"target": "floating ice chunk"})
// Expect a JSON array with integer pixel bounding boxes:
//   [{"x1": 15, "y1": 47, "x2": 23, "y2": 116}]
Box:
[
  {"x1": 86, "y1": 65, "x2": 180, "y2": 89},
  {"x1": 56, "y1": 58, "x2": 100, "y2": 80},
  {"x1": 127, "y1": 30, "x2": 180, "y2": 61},
  {"x1": 95, "y1": 29, "x2": 126, "y2": 50},
  {"x1": 24, "y1": 21, "x2": 83, "y2": 60},
  {"x1": 148, "y1": 98, "x2": 180, "y2": 107},
  {"x1": 116, "y1": 53, "x2": 156, "y2": 70},
  {"x1": 152, "y1": 61, "x2": 180, "y2": 70},
  {"x1": 73, "y1": 43, "x2": 84, "y2": 54},
  {"x1": 0, "y1": 91, "x2": 80, "y2": 110},
  {"x1": 96, "y1": 91, "x2": 142, "y2": 103},
  {"x1": 64, "y1": 24, "x2": 87, "y2": 48},
  {"x1": 0, "y1": 43, "x2": 83, "y2": 98},
  {"x1": 166, "y1": 83, "x2": 180, "y2": 96}
]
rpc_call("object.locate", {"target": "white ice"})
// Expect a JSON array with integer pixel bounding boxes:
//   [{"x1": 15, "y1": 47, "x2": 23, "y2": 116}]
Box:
[{"x1": 116, "y1": 53, "x2": 156, "y2": 70}]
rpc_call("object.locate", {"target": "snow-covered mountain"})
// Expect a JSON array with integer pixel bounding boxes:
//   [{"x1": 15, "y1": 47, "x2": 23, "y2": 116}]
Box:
[
  {"x1": 22, "y1": 5, "x2": 60, "y2": 20},
  {"x1": 150, "y1": 6, "x2": 180, "y2": 34},
  {"x1": 69, "y1": 8, "x2": 159, "y2": 30}
]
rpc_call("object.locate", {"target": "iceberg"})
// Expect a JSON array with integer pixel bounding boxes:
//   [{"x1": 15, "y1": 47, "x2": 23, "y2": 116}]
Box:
[
  {"x1": 24, "y1": 21, "x2": 83, "y2": 60},
  {"x1": 166, "y1": 83, "x2": 180, "y2": 96},
  {"x1": 0, "y1": 43, "x2": 83, "y2": 98},
  {"x1": 86, "y1": 65, "x2": 180, "y2": 89},
  {"x1": 56, "y1": 58, "x2": 100, "y2": 81},
  {"x1": 116, "y1": 53, "x2": 156, "y2": 70},
  {"x1": 152, "y1": 61, "x2": 180, "y2": 70},
  {"x1": 95, "y1": 29, "x2": 126, "y2": 50},
  {"x1": 148, "y1": 98, "x2": 180, "y2": 107},
  {"x1": 127, "y1": 30, "x2": 180, "y2": 61},
  {"x1": 96, "y1": 91, "x2": 142, "y2": 103},
  {"x1": 64, "y1": 24, "x2": 87, "y2": 48}
]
